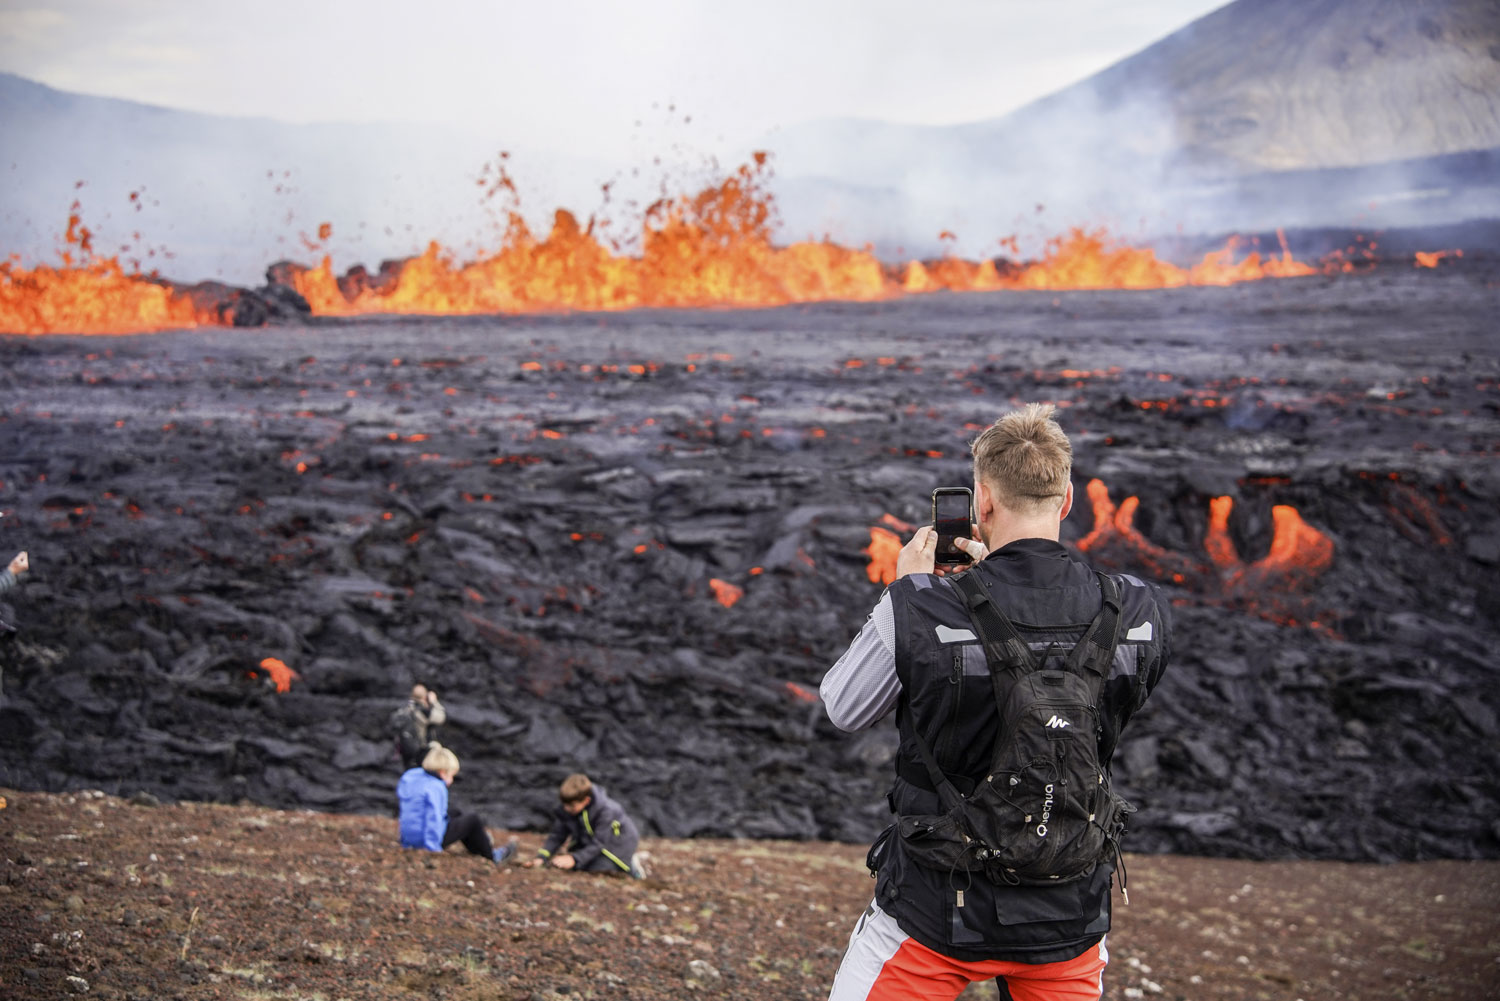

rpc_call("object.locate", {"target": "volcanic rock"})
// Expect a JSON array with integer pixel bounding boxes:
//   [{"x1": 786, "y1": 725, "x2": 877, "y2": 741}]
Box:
[{"x1": 1, "y1": 261, "x2": 1497, "y2": 867}]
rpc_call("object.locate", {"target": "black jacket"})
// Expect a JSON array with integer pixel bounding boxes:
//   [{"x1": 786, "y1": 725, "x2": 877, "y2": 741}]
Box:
[
  {"x1": 538, "y1": 785, "x2": 641, "y2": 874},
  {"x1": 877, "y1": 538, "x2": 1171, "y2": 963}
]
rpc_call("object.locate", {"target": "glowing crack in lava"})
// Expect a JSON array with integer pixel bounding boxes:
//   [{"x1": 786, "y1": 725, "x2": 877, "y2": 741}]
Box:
[
  {"x1": 709, "y1": 578, "x2": 744, "y2": 608},
  {"x1": 1414, "y1": 249, "x2": 1462, "y2": 268},
  {"x1": 1076, "y1": 479, "x2": 1335, "y2": 628},
  {"x1": 258, "y1": 656, "x2": 300, "y2": 693}
]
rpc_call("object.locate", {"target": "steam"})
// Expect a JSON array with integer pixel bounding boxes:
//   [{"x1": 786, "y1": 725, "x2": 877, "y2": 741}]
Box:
[
  {"x1": 760, "y1": 68, "x2": 1500, "y2": 264},
  {"x1": 758, "y1": 83, "x2": 1184, "y2": 261}
]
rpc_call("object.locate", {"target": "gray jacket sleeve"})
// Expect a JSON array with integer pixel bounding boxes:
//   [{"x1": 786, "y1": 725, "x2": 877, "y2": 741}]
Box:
[{"x1": 820, "y1": 591, "x2": 901, "y2": 731}]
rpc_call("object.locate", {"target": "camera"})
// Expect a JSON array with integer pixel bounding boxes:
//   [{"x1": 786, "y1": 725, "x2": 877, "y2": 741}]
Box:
[{"x1": 931, "y1": 487, "x2": 974, "y2": 566}]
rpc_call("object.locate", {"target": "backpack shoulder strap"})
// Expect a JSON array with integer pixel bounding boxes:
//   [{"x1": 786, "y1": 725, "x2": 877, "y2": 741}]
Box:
[
  {"x1": 1062, "y1": 572, "x2": 1123, "y2": 680},
  {"x1": 903, "y1": 707, "x2": 968, "y2": 812},
  {"x1": 903, "y1": 570, "x2": 1029, "y2": 811},
  {"x1": 950, "y1": 570, "x2": 1036, "y2": 673}
]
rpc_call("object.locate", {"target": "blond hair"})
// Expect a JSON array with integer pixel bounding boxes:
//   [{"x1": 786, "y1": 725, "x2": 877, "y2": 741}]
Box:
[
  {"x1": 559, "y1": 773, "x2": 593, "y2": 803},
  {"x1": 970, "y1": 403, "x2": 1073, "y2": 515},
  {"x1": 422, "y1": 744, "x2": 459, "y2": 777}
]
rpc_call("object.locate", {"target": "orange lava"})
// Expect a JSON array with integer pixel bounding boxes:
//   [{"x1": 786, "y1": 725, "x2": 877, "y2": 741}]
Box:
[
  {"x1": 1, "y1": 254, "x2": 206, "y2": 335},
  {"x1": 1076, "y1": 480, "x2": 1335, "y2": 626},
  {"x1": 258, "y1": 656, "x2": 300, "y2": 693},
  {"x1": 864, "y1": 526, "x2": 903, "y2": 586},
  {"x1": 1074, "y1": 479, "x2": 1192, "y2": 583},
  {"x1": 1203, "y1": 495, "x2": 1239, "y2": 571},
  {"x1": 1414, "y1": 249, "x2": 1462, "y2": 268},
  {"x1": 290, "y1": 157, "x2": 889, "y2": 317},
  {"x1": 785, "y1": 681, "x2": 820, "y2": 703},
  {"x1": 1, "y1": 204, "x2": 212, "y2": 335},
  {"x1": 709, "y1": 578, "x2": 744, "y2": 608},
  {"x1": 5, "y1": 162, "x2": 1446, "y2": 333}
]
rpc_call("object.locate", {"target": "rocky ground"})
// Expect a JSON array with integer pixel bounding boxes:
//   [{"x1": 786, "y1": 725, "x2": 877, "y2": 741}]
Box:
[{"x1": 2, "y1": 789, "x2": 1497, "y2": 1001}]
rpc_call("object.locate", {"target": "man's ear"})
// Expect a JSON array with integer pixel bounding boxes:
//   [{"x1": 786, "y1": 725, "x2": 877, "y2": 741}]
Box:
[
  {"x1": 1058, "y1": 480, "x2": 1074, "y2": 522},
  {"x1": 973, "y1": 480, "x2": 993, "y2": 524}
]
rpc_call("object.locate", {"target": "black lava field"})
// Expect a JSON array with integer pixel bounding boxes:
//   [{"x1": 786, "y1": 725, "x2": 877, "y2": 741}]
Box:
[{"x1": 2, "y1": 261, "x2": 1497, "y2": 863}]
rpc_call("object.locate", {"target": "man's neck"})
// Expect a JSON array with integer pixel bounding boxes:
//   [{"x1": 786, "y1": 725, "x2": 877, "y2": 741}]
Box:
[{"x1": 982, "y1": 519, "x2": 1060, "y2": 553}]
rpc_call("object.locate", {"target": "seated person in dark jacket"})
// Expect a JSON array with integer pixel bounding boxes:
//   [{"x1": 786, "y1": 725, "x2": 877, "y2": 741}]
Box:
[
  {"x1": 1, "y1": 550, "x2": 27, "y2": 635},
  {"x1": 396, "y1": 744, "x2": 516, "y2": 864},
  {"x1": 1, "y1": 551, "x2": 27, "y2": 593},
  {"x1": 522, "y1": 773, "x2": 645, "y2": 878}
]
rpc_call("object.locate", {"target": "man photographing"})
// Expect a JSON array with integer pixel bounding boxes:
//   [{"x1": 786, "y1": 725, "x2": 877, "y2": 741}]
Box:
[
  {"x1": 821, "y1": 404, "x2": 1171, "y2": 1001},
  {"x1": 392, "y1": 684, "x2": 446, "y2": 771}
]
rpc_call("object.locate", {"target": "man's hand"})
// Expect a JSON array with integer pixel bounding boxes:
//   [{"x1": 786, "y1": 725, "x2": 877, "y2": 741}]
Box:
[
  {"x1": 425, "y1": 690, "x2": 438, "y2": 707},
  {"x1": 522, "y1": 856, "x2": 546, "y2": 869},
  {"x1": 8, "y1": 552, "x2": 27, "y2": 577},
  {"x1": 895, "y1": 527, "x2": 939, "y2": 580},
  {"x1": 896, "y1": 527, "x2": 989, "y2": 579},
  {"x1": 550, "y1": 854, "x2": 576, "y2": 870},
  {"x1": 953, "y1": 532, "x2": 988, "y2": 566}
]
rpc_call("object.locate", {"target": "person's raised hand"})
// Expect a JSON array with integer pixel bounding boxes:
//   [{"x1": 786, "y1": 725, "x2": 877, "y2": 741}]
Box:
[
  {"x1": 952, "y1": 531, "x2": 988, "y2": 568},
  {"x1": 7, "y1": 552, "x2": 26, "y2": 576},
  {"x1": 895, "y1": 526, "x2": 938, "y2": 580}
]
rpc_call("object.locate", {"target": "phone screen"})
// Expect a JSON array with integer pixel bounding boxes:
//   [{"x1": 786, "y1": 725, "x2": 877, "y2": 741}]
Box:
[{"x1": 931, "y1": 487, "x2": 974, "y2": 565}]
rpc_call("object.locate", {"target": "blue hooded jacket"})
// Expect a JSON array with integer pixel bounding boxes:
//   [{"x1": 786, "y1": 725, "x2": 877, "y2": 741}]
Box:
[{"x1": 396, "y1": 767, "x2": 447, "y2": 851}]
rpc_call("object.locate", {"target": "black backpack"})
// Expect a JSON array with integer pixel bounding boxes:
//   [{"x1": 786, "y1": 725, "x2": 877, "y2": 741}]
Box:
[{"x1": 896, "y1": 569, "x2": 1132, "y2": 886}]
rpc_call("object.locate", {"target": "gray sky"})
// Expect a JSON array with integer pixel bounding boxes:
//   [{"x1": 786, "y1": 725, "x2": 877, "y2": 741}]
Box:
[{"x1": 1, "y1": 0, "x2": 1228, "y2": 160}]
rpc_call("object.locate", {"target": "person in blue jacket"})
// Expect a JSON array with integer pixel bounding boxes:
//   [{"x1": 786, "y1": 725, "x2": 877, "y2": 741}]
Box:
[
  {"x1": 396, "y1": 744, "x2": 516, "y2": 863},
  {"x1": 523, "y1": 773, "x2": 646, "y2": 878}
]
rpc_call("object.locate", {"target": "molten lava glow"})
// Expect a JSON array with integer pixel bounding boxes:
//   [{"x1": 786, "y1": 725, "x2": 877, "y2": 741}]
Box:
[
  {"x1": 1076, "y1": 480, "x2": 1334, "y2": 626},
  {"x1": 290, "y1": 158, "x2": 890, "y2": 317},
  {"x1": 1414, "y1": 249, "x2": 1462, "y2": 268},
  {"x1": 1074, "y1": 479, "x2": 1188, "y2": 581},
  {"x1": 709, "y1": 578, "x2": 744, "y2": 608},
  {"x1": 1243, "y1": 504, "x2": 1336, "y2": 587},
  {"x1": 259, "y1": 656, "x2": 300, "y2": 693},
  {"x1": 8, "y1": 160, "x2": 1448, "y2": 333},
  {"x1": 0, "y1": 205, "x2": 213, "y2": 335},
  {"x1": 864, "y1": 526, "x2": 903, "y2": 586},
  {"x1": 0, "y1": 257, "x2": 205, "y2": 335},
  {"x1": 785, "y1": 681, "x2": 820, "y2": 703},
  {"x1": 1203, "y1": 495, "x2": 1239, "y2": 571},
  {"x1": 1013, "y1": 228, "x2": 1317, "y2": 290}
]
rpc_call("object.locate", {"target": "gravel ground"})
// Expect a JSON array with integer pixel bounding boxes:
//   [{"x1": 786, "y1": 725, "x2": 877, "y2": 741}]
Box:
[{"x1": 2, "y1": 789, "x2": 1497, "y2": 1000}]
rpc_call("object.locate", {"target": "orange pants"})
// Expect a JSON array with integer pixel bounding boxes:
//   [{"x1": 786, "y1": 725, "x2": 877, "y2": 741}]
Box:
[{"x1": 827, "y1": 901, "x2": 1107, "y2": 1001}]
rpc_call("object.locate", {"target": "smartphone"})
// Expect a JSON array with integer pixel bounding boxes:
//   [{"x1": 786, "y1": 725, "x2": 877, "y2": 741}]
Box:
[{"x1": 931, "y1": 487, "x2": 974, "y2": 566}]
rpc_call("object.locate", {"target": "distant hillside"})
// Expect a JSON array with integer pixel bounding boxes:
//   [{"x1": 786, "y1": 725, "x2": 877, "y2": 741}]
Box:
[
  {"x1": 1089, "y1": 0, "x2": 1500, "y2": 174},
  {"x1": 767, "y1": 0, "x2": 1500, "y2": 257}
]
